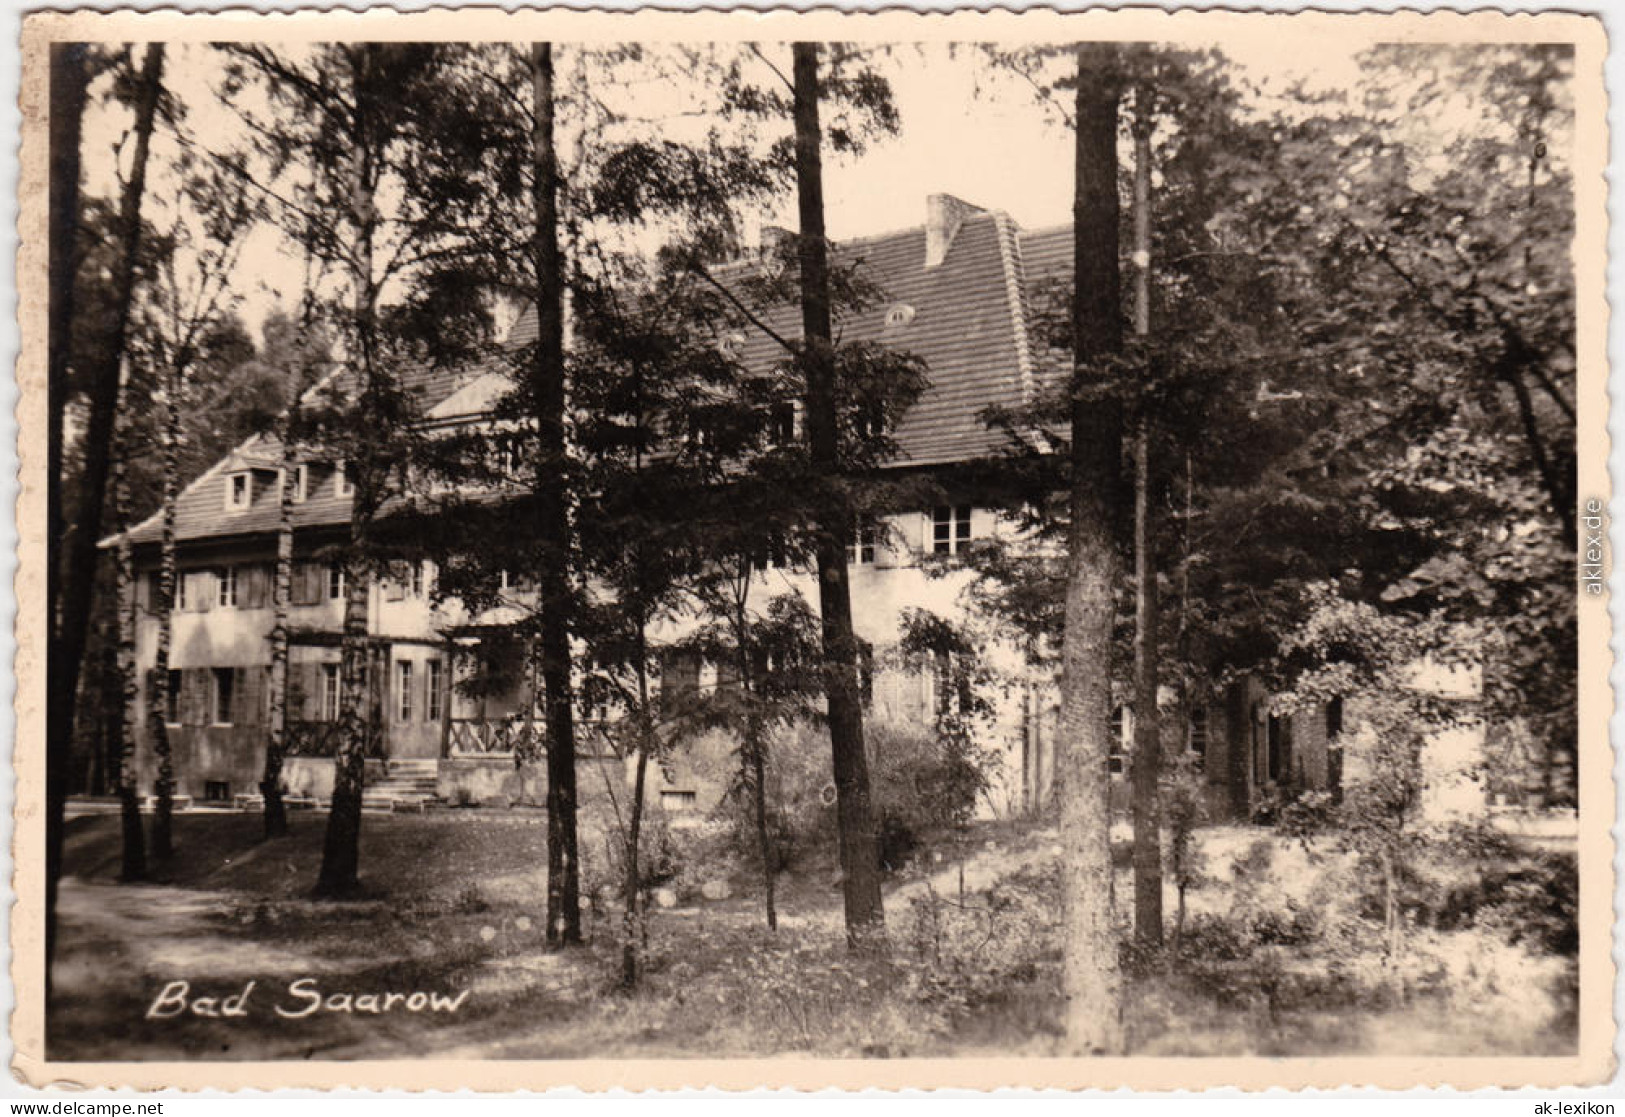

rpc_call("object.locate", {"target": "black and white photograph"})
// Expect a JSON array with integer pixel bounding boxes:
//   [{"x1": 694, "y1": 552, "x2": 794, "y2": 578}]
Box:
[{"x1": 14, "y1": 6, "x2": 1612, "y2": 1092}]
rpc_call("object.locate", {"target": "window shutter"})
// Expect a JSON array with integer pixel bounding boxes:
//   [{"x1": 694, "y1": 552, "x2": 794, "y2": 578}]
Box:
[
  {"x1": 235, "y1": 667, "x2": 260, "y2": 726},
  {"x1": 135, "y1": 570, "x2": 152, "y2": 614},
  {"x1": 183, "y1": 669, "x2": 207, "y2": 726},
  {"x1": 194, "y1": 572, "x2": 214, "y2": 612},
  {"x1": 291, "y1": 563, "x2": 319, "y2": 606},
  {"x1": 242, "y1": 564, "x2": 269, "y2": 609}
]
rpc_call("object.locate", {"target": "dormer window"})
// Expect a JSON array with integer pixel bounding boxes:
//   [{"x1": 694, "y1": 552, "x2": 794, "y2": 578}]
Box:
[
  {"x1": 718, "y1": 331, "x2": 746, "y2": 359},
  {"x1": 884, "y1": 303, "x2": 916, "y2": 328},
  {"x1": 225, "y1": 472, "x2": 251, "y2": 512},
  {"x1": 334, "y1": 461, "x2": 353, "y2": 498}
]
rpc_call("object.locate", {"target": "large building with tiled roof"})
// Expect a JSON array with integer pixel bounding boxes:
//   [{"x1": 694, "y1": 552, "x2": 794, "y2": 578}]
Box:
[{"x1": 115, "y1": 194, "x2": 1336, "y2": 819}]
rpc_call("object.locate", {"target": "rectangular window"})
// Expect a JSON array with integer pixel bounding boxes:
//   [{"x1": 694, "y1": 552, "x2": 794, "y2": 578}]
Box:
[
  {"x1": 1109, "y1": 705, "x2": 1130, "y2": 775},
  {"x1": 660, "y1": 789, "x2": 698, "y2": 811},
  {"x1": 292, "y1": 464, "x2": 308, "y2": 504},
  {"x1": 334, "y1": 461, "x2": 353, "y2": 498},
  {"x1": 226, "y1": 472, "x2": 250, "y2": 511},
  {"x1": 204, "y1": 780, "x2": 231, "y2": 803},
  {"x1": 847, "y1": 523, "x2": 877, "y2": 565},
  {"x1": 211, "y1": 667, "x2": 235, "y2": 727},
  {"x1": 397, "y1": 660, "x2": 413, "y2": 722},
  {"x1": 216, "y1": 566, "x2": 238, "y2": 608},
  {"x1": 932, "y1": 505, "x2": 974, "y2": 555},
  {"x1": 165, "y1": 669, "x2": 182, "y2": 726},
  {"x1": 328, "y1": 564, "x2": 346, "y2": 601},
  {"x1": 768, "y1": 401, "x2": 796, "y2": 446},
  {"x1": 1189, "y1": 706, "x2": 1209, "y2": 764},
  {"x1": 175, "y1": 571, "x2": 188, "y2": 612},
  {"x1": 411, "y1": 561, "x2": 426, "y2": 598},
  {"x1": 321, "y1": 663, "x2": 341, "y2": 722},
  {"x1": 426, "y1": 659, "x2": 443, "y2": 722}
]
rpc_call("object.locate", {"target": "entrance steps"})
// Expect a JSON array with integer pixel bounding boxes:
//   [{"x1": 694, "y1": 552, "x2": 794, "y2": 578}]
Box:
[{"x1": 361, "y1": 758, "x2": 440, "y2": 813}]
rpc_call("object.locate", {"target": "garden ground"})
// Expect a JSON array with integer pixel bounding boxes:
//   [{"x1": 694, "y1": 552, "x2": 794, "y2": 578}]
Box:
[{"x1": 47, "y1": 807, "x2": 1578, "y2": 1061}]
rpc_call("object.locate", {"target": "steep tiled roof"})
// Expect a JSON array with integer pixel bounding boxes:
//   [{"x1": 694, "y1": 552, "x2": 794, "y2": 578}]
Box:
[{"x1": 121, "y1": 204, "x2": 1062, "y2": 550}]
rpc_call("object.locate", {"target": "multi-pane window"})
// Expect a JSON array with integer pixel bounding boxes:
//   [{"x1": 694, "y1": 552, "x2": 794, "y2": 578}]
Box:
[
  {"x1": 426, "y1": 659, "x2": 443, "y2": 722},
  {"x1": 411, "y1": 560, "x2": 426, "y2": 598},
  {"x1": 1109, "y1": 705, "x2": 1131, "y2": 775},
  {"x1": 1189, "y1": 706, "x2": 1209, "y2": 766},
  {"x1": 328, "y1": 564, "x2": 346, "y2": 601},
  {"x1": 397, "y1": 660, "x2": 413, "y2": 722},
  {"x1": 216, "y1": 566, "x2": 238, "y2": 608},
  {"x1": 847, "y1": 523, "x2": 877, "y2": 565},
  {"x1": 321, "y1": 663, "x2": 342, "y2": 722},
  {"x1": 932, "y1": 505, "x2": 974, "y2": 555},
  {"x1": 164, "y1": 669, "x2": 182, "y2": 726},
  {"x1": 752, "y1": 535, "x2": 789, "y2": 572},
  {"x1": 211, "y1": 668, "x2": 235, "y2": 726}
]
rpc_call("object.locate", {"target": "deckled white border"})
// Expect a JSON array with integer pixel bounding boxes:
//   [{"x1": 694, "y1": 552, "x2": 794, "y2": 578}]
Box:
[{"x1": 3, "y1": 0, "x2": 1618, "y2": 1098}]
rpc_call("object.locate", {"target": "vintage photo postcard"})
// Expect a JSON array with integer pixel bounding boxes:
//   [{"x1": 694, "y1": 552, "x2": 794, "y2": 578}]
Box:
[{"x1": 12, "y1": 4, "x2": 1613, "y2": 1093}]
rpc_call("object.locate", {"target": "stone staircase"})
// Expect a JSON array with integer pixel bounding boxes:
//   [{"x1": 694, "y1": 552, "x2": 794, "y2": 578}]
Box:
[{"x1": 361, "y1": 759, "x2": 440, "y2": 813}]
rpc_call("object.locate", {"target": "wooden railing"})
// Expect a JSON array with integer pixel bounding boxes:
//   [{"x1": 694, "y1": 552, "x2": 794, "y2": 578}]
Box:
[
  {"x1": 286, "y1": 718, "x2": 385, "y2": 759},
  {"x1": 448, "y1": 718, "x2": 544, "y2": 758}
]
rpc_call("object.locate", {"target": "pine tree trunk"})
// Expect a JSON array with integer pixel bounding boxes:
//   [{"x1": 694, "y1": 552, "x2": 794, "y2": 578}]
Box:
[
  {"x1": 529, "y1": 42, "x2": 583, "y2": 948},
  {"x1": 149, "y1": 361, "x2": 180, "y2": 861},
  {"x1": 261, "y1": 433, "x2": 295, "y2": 839},
  {"x1": 791, "y1": 41, "x2": 885, "y2": 954},
  {"x1": 1058, "y1": 41, "x2": 1125, "y2": 1056},
  {"x1": 620, "y1": 741, "x2": 650, "y2": 988},
  {"x1": 1128, "y1": 103, "x2": 1163, "y2": 950},
  {"x1": 750, "y1": 718, "x2": 777, "y2": 932},
  {"x1": 47, "y1": 43, "x2": 160, "y2": 993},
  {"x1": 113, "y1": 418, "x2": 146, "y2": 882}
]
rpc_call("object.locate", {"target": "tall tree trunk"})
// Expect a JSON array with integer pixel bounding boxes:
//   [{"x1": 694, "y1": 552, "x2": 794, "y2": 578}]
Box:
[
  {"x1": 113, "y1": 413, "x2": 146, "y2": 882},
  {"x1": 317, "y1": 44, "x2": 379, "y2": 897},
  {"x1": 149, "y1": 360, "x2": 180, "y2": 860},
  {"x1": 46, "y1": 42, "x2": 158, "y2": 994},
  {"x1": 261, "y1": 432, "x2": 295, "y2": 839},
  {"x1": 1128, "y1": 97, "x2": 1163, "y2": 950},
  {"x1": 317, "y1": 553, "x2": 370, "y2": 895},
  {"x1": 1058, "y1": 41, "x2": 1125, "y2": 1056},
  {"x1": 529, "y1": 42, "x2": 583, "y2": 948},
  {"x1": 620, "y1": 740, "x2": 650, "y2": 988},
  {"x1": 791, "y1": 41, "x2": 885, "y2": 953}
]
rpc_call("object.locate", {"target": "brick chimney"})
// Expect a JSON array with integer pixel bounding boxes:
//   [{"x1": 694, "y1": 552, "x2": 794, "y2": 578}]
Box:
[{"x1": 925, "y1": 194, "x2": 982, "y2": 268}]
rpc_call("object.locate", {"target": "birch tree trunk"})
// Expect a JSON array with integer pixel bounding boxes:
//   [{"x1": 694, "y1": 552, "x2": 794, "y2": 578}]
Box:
[
  {"x1": 1059, "y1": 41, "x2": 1125, "y2": 1056},
  {"x1": 261, "y1": 432, "x2": 295, "y2": 838},
  {"x1": 149, "y1": 359, "x2": 180, "y2": 861},
  {"x1": 791, "y1": 41, "x2": 885, "y2": 953},
  {"x1": 113, "y1": 412, "x2": 146, "y2": 882},
  {"x1": 316, "y1": 43, "x2": 380, "y2": 897}
]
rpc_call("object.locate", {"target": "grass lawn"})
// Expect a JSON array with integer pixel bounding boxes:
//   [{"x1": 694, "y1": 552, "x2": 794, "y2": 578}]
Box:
[{"x1": 47, "y1": 809, "x2": 1579, "y2": 1061}]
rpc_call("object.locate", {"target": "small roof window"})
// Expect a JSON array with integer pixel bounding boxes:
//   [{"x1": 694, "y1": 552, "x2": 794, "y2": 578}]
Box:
[
  {"x1": 225, "y1": 472, "x2": 251, "y2": 512},
  {"x1": 884, "y1": 303, "x2": 916, "y2": 328}
]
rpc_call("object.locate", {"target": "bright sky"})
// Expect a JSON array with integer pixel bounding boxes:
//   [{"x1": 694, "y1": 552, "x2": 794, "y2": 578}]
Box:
[{"x1": 80, "y1": 38, "x2": 1371, "y2": 341}]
